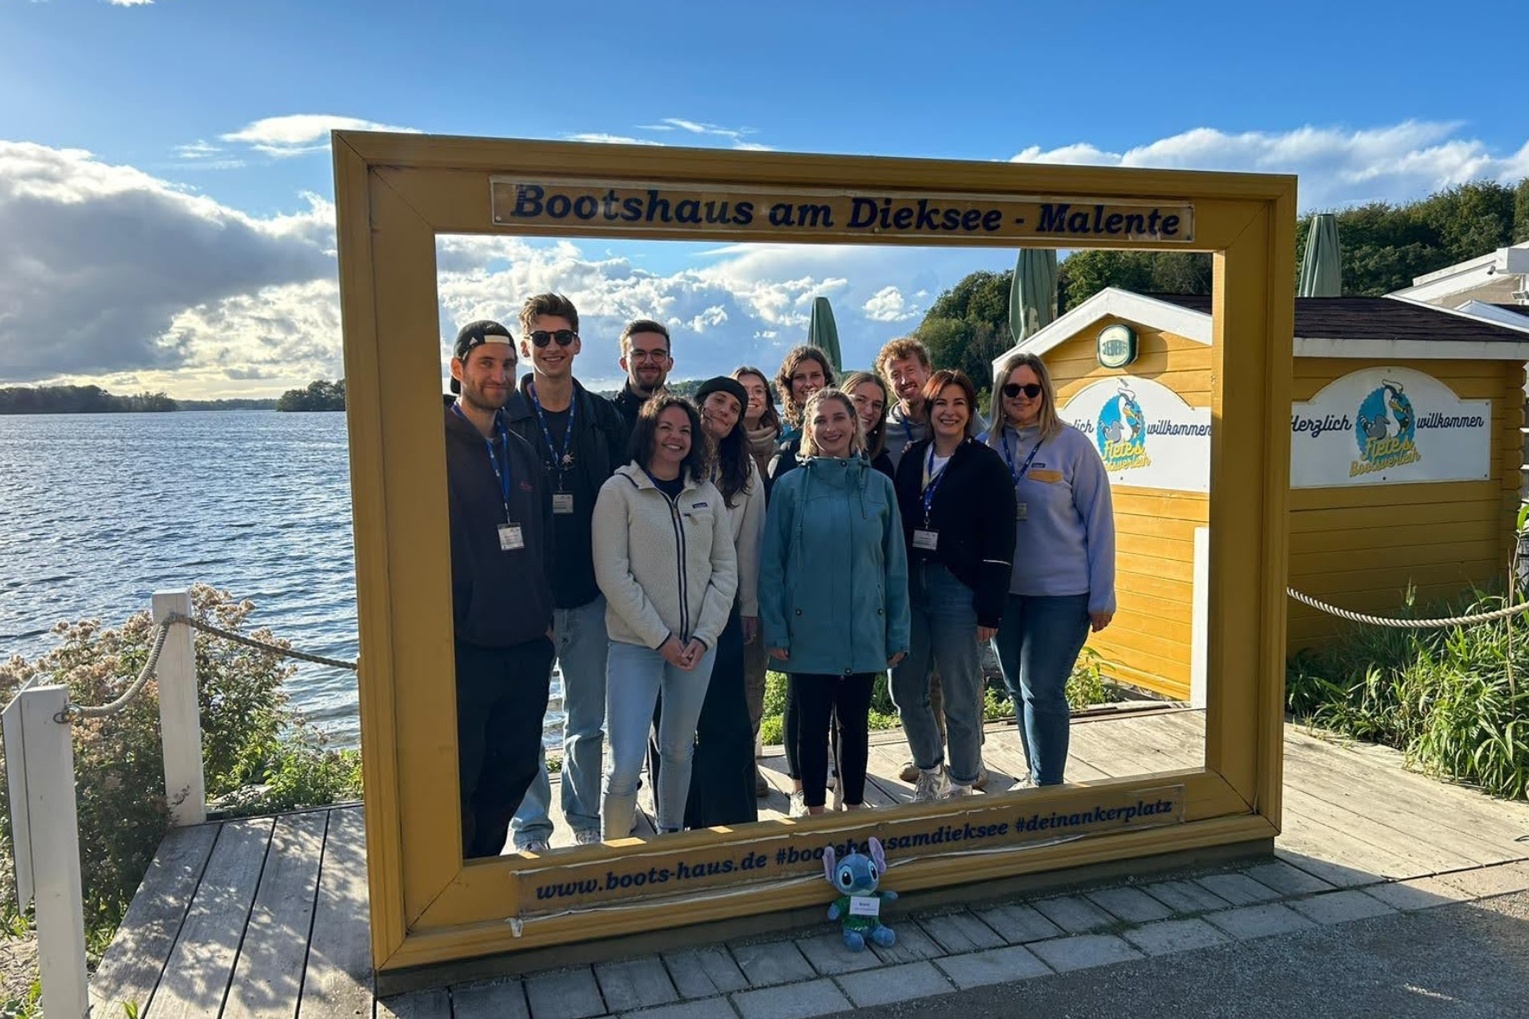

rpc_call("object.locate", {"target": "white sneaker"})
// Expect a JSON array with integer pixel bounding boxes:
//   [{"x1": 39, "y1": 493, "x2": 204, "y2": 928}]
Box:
[
  {"x1": 1009, "y1": 775, "x2": 1036, "y2": 792},
  {"x1": 519, "y1": 839, "x2": 551, "y2": 853},
  {"x1": 831, "y1": 781, "x2": 845, "y2": 812},
  {"x1": 789, "y1": 790, "x2": 809, "y2": 817},
  {"x1": 574, "y1": 829, "x2": 603, "y2": 846},
  {"x1": 913, "y1": 766, "x2": 950, "y2": 802},
  {"x1": 943, "y1": 782, "x2": 972, "y2": 799}
]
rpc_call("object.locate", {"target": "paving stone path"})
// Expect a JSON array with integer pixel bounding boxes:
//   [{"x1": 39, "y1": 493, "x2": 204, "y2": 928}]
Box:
[{"x1": 381, "y1": 858, "x2": 1529, "y2": 1019}]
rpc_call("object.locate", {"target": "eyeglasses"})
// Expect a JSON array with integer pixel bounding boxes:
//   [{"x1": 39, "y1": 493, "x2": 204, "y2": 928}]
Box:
[
  {"x1": 529, "y1": 329, "x2": 578, "y2": 348},
  {"x1": 1003, "y1": 383, "x2": 1043, "y2": 399}
]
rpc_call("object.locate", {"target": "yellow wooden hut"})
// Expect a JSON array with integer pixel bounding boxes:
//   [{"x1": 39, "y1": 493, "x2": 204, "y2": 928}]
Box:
[{"x1": 996, "y1": 289, "x2": 1529, "y2": 701}]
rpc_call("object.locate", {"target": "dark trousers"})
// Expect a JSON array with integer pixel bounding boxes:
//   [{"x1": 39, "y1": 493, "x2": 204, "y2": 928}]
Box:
[
  {"x1": 684, "y1": 606, "x2": 758, "y2": 828},
  {"x1": 783, "y1": 676, "x2": 838, "y2": 782},
  {"x1": 792, "y1": 672, "x2": 875, "y2": 808},
  {"x1": 456, "y1": 636, "x2": 554, "y2": 858}
]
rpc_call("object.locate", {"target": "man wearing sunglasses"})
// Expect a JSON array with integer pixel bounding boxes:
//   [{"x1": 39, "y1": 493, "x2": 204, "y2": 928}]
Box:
[
  {"x1": 504, "y1": 293, "x2": 631, "y2": 851},
  {"x1": 611, "y1": 319, "x2": 675, "y2": 431}
]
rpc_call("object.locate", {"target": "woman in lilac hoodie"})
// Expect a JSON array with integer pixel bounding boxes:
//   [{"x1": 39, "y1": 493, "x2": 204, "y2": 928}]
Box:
[{"x1": 985, "y1": 352, "x2": 1116, "y2": 787}]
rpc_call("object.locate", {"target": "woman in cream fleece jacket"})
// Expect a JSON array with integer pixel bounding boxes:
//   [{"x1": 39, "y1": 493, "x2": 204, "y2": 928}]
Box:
[{"x1": 593, "y1": 395, "x2": 737, "y2": 838}]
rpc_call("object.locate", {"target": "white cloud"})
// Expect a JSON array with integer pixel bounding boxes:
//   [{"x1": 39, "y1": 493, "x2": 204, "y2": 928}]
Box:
[
  {"x1": 1011, "y1": 121, "x2": 1529, "y2": 210},
  {"x1": 564, "y1": 133, "x2": 664, "y2": 146},
  {"x1": 171, "y1": 139, "x2": 245, "y2": 170},
  {"x1": 0, "y1": 141, "x2": 334, "y2": 385},
  {"x1": 174, "y1": 140, "x2": 224, "y2": 159},
  {"x1": 220, "y1": 114, "x2": 420, "y2": 158},
  {"x1": 108, "y1": 0, "x2": 153, "y2": 5},
  {"x1": 862, "y1": 285, "x2": 918, "y2": 323},
  {"x1": 633, "y1": 118, "x2": 773, "y2": 151}
]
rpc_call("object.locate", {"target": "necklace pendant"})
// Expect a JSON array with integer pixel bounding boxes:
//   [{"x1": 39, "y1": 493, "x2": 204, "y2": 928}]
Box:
[{"x1": 561, "y1": 452, "x2": 575, "y2": 468}]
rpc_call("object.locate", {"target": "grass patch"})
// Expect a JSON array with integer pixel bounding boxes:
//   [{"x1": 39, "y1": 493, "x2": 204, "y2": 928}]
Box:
[
  {"x1": 757, "y1": 646, "x2": 1113, "y2": 745},
  {"x1": 1287, "y1": 586, "x2": 1529, "y2": 800}
]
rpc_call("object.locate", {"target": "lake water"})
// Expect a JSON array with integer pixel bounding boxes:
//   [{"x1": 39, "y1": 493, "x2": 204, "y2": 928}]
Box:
[{"x1": 0, "y1": 410, "x2": 566, "y2": 750}]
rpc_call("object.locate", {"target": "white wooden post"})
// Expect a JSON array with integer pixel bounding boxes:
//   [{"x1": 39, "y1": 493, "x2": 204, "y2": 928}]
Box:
[
  {"x1": 20, "y1": 685, "x2": 89, "y2": 1019},
  {"x1": 153, "y1": 591, "x2": 205, "y2": 826},
  {"x1": 1190, "y1": 526, "x2": 1210, "y2": 710}
]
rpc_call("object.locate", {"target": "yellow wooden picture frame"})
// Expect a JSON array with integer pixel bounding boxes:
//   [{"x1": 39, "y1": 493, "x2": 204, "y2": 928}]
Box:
[{"x1": 331, "y1": 131, "x2": 1296, "y2": 973}]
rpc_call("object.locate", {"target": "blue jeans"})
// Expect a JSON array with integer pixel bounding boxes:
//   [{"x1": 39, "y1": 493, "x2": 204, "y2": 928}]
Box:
[
  {"x1": 991, "y1": 593, "x2": 1090, "y2": 786},
  {"x1": 603, "y1": 639, "x2": 717, "y2": 837},
  {"x1": 891, "y1": 563, "x2": 984, "y2": 785},
  {"x1": 511, "y1": 595, "x2": 608, "y2": 846}
]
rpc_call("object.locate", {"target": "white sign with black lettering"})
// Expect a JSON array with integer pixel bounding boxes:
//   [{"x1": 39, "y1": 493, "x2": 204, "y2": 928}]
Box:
[
  {"x1": 1290, "y1": 367, "x2": 1491, "y2": 488},
  {"x1": 1058, "y1": 376, "x2": 1211, "y2": 492}
]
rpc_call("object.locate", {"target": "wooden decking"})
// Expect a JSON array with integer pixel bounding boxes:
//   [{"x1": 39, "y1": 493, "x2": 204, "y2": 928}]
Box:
[{"x1": 89, "y1": 709, "x2": 1529, "y2": 1017}]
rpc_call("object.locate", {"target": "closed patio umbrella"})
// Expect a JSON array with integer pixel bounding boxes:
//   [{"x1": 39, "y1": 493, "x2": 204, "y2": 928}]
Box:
[
  {"x1": 1299, "y1": 212, "x2": 1342, "y2": 297},
  {"x1": 808, "y1": 296, "x2": 842, "y2": 374},
  {"x1": 1009, "y1": 248, "x2": 1059, "y2": 342}
]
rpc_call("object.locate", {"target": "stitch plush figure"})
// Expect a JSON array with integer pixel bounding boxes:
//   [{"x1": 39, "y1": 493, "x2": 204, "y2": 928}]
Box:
[{"x1": 823, "y1": 837, "x2": 897, "y2": 950}]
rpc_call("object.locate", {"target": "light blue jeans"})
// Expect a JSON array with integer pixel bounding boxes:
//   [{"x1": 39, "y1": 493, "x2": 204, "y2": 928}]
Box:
[
  {"x1": 603, "y1": 639, "x2": 717, "y2": 837},
  {"x1": 511, "y1": 595, "x2": 608, "y2": 847},
  {"x1": 991, "y1": 593, "x2": 1091, "y2": 786},
  {"x1": 891, "y1": 563, "x2": 984, "y2": 785}
]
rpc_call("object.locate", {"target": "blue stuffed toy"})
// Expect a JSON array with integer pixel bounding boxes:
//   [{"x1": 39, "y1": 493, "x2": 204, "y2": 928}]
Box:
[{"x1": 823, "y1": 837, "x2": 897, "y2": 950}]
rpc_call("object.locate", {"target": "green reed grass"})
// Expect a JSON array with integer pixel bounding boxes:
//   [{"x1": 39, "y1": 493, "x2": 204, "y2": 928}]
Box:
[{"x1": 1287, "y1": 586, "x2": 1529, "y2": 800}]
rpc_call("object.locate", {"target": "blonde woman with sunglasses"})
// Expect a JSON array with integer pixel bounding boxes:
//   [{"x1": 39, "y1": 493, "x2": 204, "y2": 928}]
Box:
[{"x1": 985, "y1": 353, "x2": 1116, "y2": 788}]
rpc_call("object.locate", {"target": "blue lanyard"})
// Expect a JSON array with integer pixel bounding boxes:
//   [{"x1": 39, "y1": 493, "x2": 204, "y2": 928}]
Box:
[
  {"x1": 902, "y1": 417, "x2": 916, "y2": 451},
  {"x1": 921, "y1": 443, "x2": 952, "y2": 528},
  {"x1": 1002, "y1": 428, "x2": 1045, "y2": 488},
  {"x1": 529, "y1": 382, "x2": 576, "y2": 475},
  {"x1": 454, "y1": 405, "x2": 513, "y2": 521}
]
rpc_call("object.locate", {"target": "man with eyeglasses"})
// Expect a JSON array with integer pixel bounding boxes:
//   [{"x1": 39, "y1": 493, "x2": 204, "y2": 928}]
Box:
[
  {"x1": 504, "y1": 293, "x2": 630, "y2": 851},
  {"x1": 611, "y1": 319, "x2": 674, "y2": 431}
]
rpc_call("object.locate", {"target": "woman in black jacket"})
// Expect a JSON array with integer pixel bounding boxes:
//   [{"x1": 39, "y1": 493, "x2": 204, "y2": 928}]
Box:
[{"x1": 891, "y1": 370, "x2": 1017, "y2": 801}]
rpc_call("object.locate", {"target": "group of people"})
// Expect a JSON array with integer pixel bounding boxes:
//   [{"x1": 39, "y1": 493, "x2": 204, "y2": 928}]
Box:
[{"x1": 444, "y1": 292, "x2": 1117, "y2": 859}]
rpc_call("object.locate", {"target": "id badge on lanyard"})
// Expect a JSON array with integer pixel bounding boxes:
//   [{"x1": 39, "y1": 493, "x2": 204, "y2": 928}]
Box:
[
  {"x1": 1004, "y1": 431, "x2": 1043, "y2": 523},
  {"x1": 916, "y1": 445, "x2": 947, "y2": 551}
]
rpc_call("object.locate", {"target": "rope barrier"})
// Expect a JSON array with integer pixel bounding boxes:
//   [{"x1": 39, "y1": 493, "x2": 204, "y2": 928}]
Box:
[
  {"x1": 1286, "y1": 587, "x2": 1529, "y2": 629},
  {"x1": 57, "y1": 611, "x2": 357, "y2": 722},
  {"x1": 165, "y1": 612, "x2": 358, "y2": 672},
  {"x1": 62, "y1": 618, "x2": 174, "y2": 721}
]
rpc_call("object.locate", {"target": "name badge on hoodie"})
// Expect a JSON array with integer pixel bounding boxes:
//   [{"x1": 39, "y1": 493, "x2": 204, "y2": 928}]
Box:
[
  {"x1": 552, "y1": 493, "x2": 574, "y2": 515},
  {"x1": 912, "y1": 529, "x2": 939, "y2": 550},
  {"x1": 498, "y1": 523, "x2": 525, "y2": 551}
]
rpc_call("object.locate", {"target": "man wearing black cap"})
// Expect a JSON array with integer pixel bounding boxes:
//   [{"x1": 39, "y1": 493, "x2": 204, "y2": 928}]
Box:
[
  {"x1": 504, "y1": 293, "x2": 630, "y2": 850},
  {"x1": 444, "y1": 320, "x2": 556, "y2": 858}
]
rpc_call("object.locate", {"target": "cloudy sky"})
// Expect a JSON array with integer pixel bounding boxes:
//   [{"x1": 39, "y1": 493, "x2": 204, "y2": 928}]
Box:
[{"x1": 2, "y1": 0, "x2": 1526, "y2": 396}]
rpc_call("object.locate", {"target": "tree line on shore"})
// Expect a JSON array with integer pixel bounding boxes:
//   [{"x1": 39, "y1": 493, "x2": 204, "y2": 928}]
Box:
[{"x1": 0, "y1": 380, "x2": 352, "y2": 414}]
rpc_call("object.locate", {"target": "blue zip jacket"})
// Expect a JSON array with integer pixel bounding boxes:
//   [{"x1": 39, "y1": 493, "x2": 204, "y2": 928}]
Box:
[{"x1": 759, "y1": 455, "x2": 911, "y2": 675}]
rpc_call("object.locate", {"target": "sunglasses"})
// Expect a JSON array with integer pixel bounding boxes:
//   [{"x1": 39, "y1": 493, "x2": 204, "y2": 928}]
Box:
[
  {"x1": 1003, "y1": 382, "x2": 1043, "y2": 399},
  {"x1": 529, "y1": 329, "x2": 578, "y2": 348}
]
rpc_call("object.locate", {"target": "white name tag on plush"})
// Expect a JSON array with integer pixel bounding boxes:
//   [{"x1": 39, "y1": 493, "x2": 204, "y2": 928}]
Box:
[
  {"x1": 552, "y1": 493, "x2": 575, "y2": 515},
  {"x1": 849, "y1": 895, "x2": 880, "y2": 917},
  {"x1": 498, "y1": 524, "x2": 525, "y2": 551},
  {"x1": 912, "y1": 529, "x2": 939, "y2": 551}
]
